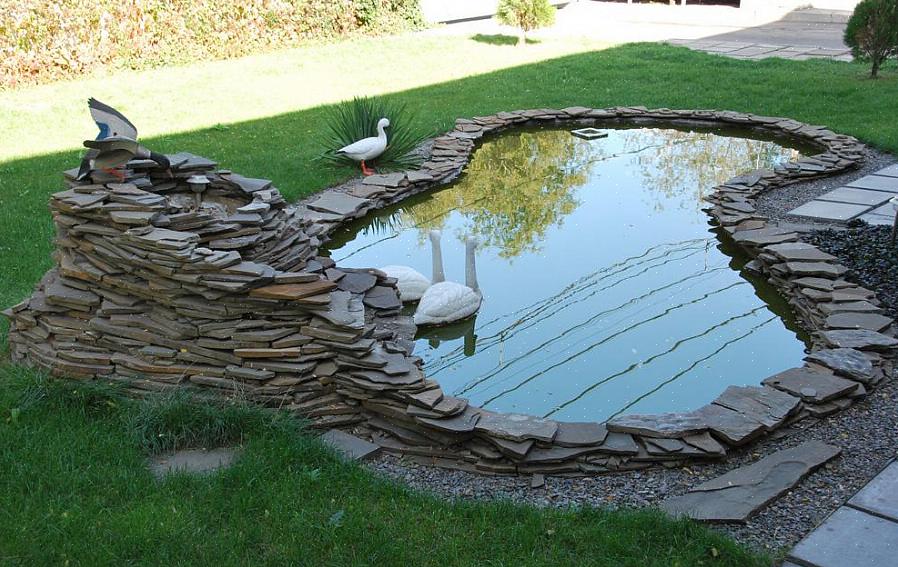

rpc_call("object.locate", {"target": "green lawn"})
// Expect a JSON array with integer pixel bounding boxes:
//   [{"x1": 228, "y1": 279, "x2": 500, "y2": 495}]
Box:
[
  {"x1": 1, "y1": 30, "x2": 897, "y2": 565},
  {"x1": 0, "y1": 368, "x2": 766, "y2": 566}
]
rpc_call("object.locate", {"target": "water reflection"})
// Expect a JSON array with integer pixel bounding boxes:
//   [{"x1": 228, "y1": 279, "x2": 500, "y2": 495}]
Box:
[{"x1": 324, "y1": 126, "x2": 810, "y2": 422}]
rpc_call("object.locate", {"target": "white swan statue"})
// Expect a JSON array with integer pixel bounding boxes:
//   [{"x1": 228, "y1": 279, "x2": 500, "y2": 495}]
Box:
[
  {"x1": 380, "y1": 229, "x2": 443, "y2": 302},
  {"x1": 414, "y1": 233, "x2": 482, "y2": 327},
  {"x1": 336, "y1": 117, "x2": 390, "y2": 176}
]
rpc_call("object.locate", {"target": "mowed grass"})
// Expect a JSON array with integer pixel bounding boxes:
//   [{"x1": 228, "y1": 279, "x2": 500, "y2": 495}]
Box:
[
  {"x1": 0, "y1": 369, "x2": 767, "y2": 566},
  {"x1": 1, "y1": 33, "x2": 897, "y2": 565}
]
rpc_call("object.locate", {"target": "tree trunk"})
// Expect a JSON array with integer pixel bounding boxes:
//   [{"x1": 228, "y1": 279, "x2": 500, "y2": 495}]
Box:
[
  {"x1": 519, "y1": 30, "x2": 526, "y2": 47},
  {"x1": 872, "y1": 56, "x2": 881, "y2": 78}
]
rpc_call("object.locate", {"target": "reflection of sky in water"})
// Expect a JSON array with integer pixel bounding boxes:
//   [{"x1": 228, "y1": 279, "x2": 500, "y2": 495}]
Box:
[{"x1": 323, "y1": 127, "x2": 809, "y2": 422}]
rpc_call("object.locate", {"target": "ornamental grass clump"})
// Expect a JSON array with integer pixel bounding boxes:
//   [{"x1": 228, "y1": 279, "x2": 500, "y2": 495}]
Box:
[
  {"x1": 495, "y1": 0, "x2": 557, "y2": 46},
  {"x1": 320, "y1": 96, "x2": 431, "y2": 172},
  {"x1": 844, "y1": 0, "x2": 898, "y2": 78}
]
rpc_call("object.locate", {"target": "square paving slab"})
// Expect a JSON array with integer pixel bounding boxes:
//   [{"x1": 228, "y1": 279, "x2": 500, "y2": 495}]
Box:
[
  {"x1": 859, "y1": 213, "x2": 893, "y2": 226},
  {"x1": 848, "y1": 461, "x2": 898, "y2": 521},
  {"x1": 846, "y1": 175, "x2": 898, "y2": 193},
  {"x1": 787, "y1": 507, "x2": 898, "y2": 567},
  {"x1": 817, "y1": 187, "x2": 895, "y2": 207},
  {"x1": 876, "y1": 164, "x2": 898, "y2": 178},
  {"x1": 788, "y1": 201, "x2": 871, "y2": 221}
]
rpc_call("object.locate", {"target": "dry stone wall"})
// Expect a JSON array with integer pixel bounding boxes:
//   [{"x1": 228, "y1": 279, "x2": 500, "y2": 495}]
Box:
[{"x1": 5, "y1": 107, "x2": 896, "y2": 476}]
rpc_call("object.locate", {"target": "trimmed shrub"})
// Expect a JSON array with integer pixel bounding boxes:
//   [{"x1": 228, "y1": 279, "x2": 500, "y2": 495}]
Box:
[
  {"x1": 495, "y1": 0, "x2": 556, "y2": 46},
  {"x1": 0, "y1": 0, "x2": 424, "y2": 89},
  {"x1": 844, "y1": 0, "x2": 898, "y2": 78}
]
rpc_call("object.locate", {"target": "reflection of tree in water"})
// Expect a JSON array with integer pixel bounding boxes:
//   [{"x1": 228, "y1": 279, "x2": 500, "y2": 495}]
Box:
[
  {"x1": 622, "y1": 129, "x2": 800, "y2": 213},
  {"x1": 402, "y1": 130, "x2": 590, "y2": 258}
]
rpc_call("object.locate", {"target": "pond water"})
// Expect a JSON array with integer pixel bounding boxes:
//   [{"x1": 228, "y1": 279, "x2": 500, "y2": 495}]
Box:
[{"x1": 323, "y1": 125, "x2": 812, "y2": 423}]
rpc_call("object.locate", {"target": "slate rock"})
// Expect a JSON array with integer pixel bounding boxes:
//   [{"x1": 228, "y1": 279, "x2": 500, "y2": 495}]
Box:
[
  {"x1": 765, "y1": 242, "x2": 838, "y2": 262},
  {"x1": 474, "y1": 411, "x2": 558, "y2": 443},
  {"x1": 307, "y1": 192, "x2": 367, "y2": 216},
  {"x1": 598, "y1": 432, "x2": 639, "y2": 455},
  {"x1": 661, "y1": 441, "x2": 841, "y2": 522},
  {"x1": 711, "y1": 385, "x2": 800, "y2": 430},
  {"x1": 695, "y1": 404, "x2": 766, "y2": 446},
  {"x1": 819, "y1": 329, "x2": 898, "y2": 350},
  {"x1": 825, "y1": 312, "x2": 893, "y2": 332},
  {"x1": 606, "y1": 412, "x2": 707, "y2": 438},
  {"x1": 363, "y1": 285, "x2": 402, "y2": 310},
  {"x1": 337, "y1": 271, "x2": 378, "y2": 294},
  {"x1": 320, "y1": 429, "x2": 381, "y2": 461},
  {"x1": 805, "y1": 348, "x2": 875, "y2": 382},
  {"x1": 762, "y1": 367, "x2": 859, "y2": 403},
  {"x1": 415, "y1": 406, "x2": 481, "y2": 434},
  {"x1": 553, "y1": 421, "x2": 608, "y2": 447}
]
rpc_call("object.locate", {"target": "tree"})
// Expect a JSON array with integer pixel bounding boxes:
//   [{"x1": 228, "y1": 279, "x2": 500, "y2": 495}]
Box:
[
  {"x1": 495, "y1": 0, "x2": 556, "y2": 46},
  {"x1": 844, "y1": 0, "x2": 898, "y2": 78}
]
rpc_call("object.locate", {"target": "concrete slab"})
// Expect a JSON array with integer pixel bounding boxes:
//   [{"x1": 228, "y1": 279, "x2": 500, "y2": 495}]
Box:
[
  {"x1": 876, "y1": 164, "x2": 898, "y2": 178},
  {"x1": 148, "y1": 447, "x2": 238, "y2": 478},
  {"x1": 859, "y1": 213, "x2": 894, "y2": 226},
  {"x1": 788, "y1": 507, "x2": 898, "y2": 567},
  {"x1": 867, "y1": 202, "x2": 898, "y2": 216},
  {"x1": 817, "y1": 187, "x2": 895, "y2": 206},
  {"x1": 728, "y1": 46, "x2": 783, "y2": 57},
  {"x1": 320, "y1": 429, "x2": 381, "y2": 461},
  {"x1": 788, "y1": 201, "x2": 871, "y2": 221},
  {"x1": 848, "y1": 461, "x2": 898, "y2": 521},
  {"x1": 846, "y1": 175, "x2": 898, "y2": 193}
]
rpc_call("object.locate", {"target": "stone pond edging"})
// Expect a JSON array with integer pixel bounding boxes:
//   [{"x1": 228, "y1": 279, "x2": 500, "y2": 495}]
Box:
[{"x1": 4, "y1": 107, "x2": 896, "y2": 476}]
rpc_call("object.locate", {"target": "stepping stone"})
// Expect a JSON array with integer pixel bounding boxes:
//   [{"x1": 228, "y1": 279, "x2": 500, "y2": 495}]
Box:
[
  {"x1": 817, "y1": 187, "x2": 895, "y2": 207},
  {"x1": 846, "y1": 175, "x2": 898, "y2": 193},
  {"x1": 788, "y1": 201, "x2": 870, "y2": 221},
  {"x1": 660, "y1": 441, "x2": 841, "y2": 522},
  {"x1": 148, "y1": 447, "x2": 238, "y2": 479},
  {"x1": 848, "y1": 461, "x2": 898, "y2": 521},
  {"x1": 762, "y1": 367, "x2": 859, "y2": 403},
  {"x1": 307, "y1": 193, "x2": 368, "y2": 217},
  {"x1": 788, "y1": 507, "x2": 898, "y2": 567},
  {"x1": 320, "y1": 429, "x2": 381, "y2": 461},
  {"x1": 876, "y1": 164, "x2": 898, "y2": 178},
  {"x1": 859, "y1": 213, "x2": 894, "y2": 226}
]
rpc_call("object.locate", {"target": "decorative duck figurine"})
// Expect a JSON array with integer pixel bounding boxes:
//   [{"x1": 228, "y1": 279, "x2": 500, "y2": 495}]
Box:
[
  {"x1": 414, "y1": 233, "x2": 483, "y2": 327},
  {"x1": 77, "y1": 98, "x2": 170, "y2": 181},
  {"x1": 336, "y1": 117, "x2": 389, "y2": 176},
  {"x1": 380, "y1": 229, "x2": 441, "y2": 302}
]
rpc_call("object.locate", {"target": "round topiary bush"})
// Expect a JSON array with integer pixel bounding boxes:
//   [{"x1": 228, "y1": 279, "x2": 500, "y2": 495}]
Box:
[
  {"x1": 844, "y1": 0, "x2": 898, "y2": 78},
  {"x1": 495, "y1": 0, "x2": 557, "y2": 46}
]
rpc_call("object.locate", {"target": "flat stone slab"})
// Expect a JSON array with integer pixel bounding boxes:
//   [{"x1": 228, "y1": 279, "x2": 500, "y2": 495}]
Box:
[
  {"x1": 788, "y1": 201, "x2": 870, "y2": 221},
  {"x1": 825, "y1": 312, "x2": 893, "y2": 332},
  {"x1": 817, "y1": 187, "x2": 895, "y2": 207},
  {"x1": 762, "y1": 367, "x2": 859, "y2": 403},
  {"x1": 661, "y1": 441, "x2": 841, "y2": 522},
  {"x1": 788, "y1": 507, "x2": 898, "y2": 567},
  {"x1": 148, "y1": 447, "x2": 238, "y2": 478},
  {"x1": 711, "y1": 385, "x2": 800, "y2": 430},
  {"x1": 475, "y1": 411, "x2": 558, "y2": 443},
  {"x1": 320, "y1": 429, "x2": 381, "y2": 461},
  {"x1": 606, "y1": 412, "x2": 708, "y2": 438},
  {"x1": 806, "y1": 349, "x2": 875, "y2": 382},
  {"x1": 553, "y1": 421, "x2": 608, "y2": 447},
  {"x1": 848, "y1": 461, "x2": 898, "y2": 521},
  {"x1": 307, "y1": 193, "x2": 368, "y2": 216},
  {"x1": 846, "y1": 175, "x2": 898, "y2": 193},
  {"x1": 766, "y1": 242, "x2": 837, "y2": 262},
  {"x1": 819, "y1": 329, "x2": 898, "y2": 350}
]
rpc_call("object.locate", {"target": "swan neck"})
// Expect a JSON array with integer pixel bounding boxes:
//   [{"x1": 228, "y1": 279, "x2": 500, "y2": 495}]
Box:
[
  {"x1": 377, "y1": 122, "x2": 388, "y2": 140},
  {"x1": 465, "y1": 241, "x2": 479, "y2": 292},
  {"x1": 431, "y1": 234, "x2": 445, "y2": 283}
]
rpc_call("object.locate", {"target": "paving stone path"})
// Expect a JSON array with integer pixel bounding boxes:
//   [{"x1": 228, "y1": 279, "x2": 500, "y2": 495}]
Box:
[
  {"x1": 785, "y1": 454, "x2": 898, "y2": 567},
  {"x1": 667, "y1": 39, "x2": 853, "y2": 62},
  {"x1": 788, "y1": 164, "x2": 898, "y2": 224}
]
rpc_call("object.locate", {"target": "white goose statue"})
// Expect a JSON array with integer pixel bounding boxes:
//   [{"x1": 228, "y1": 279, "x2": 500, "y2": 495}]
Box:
[
  {"x1": 336, "y1": 117, "x2": 390, "y2": 176},
  {"x1": 414, "y1": 232, "x2": 483, "y2": 327},
  {"x1": 380, "y1": 229, "x2": 442, "y2": 302}
]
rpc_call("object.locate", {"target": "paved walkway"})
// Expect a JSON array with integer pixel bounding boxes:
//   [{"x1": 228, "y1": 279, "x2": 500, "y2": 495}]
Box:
[
  {"x1": 667, "y1": 38, "x2": 852, "y2": 61},
  {"x1": 785, "y1": 455, "x2": 898, "y2": 567},
  {"x1": 787, "y1": 164, "x2": 898, "y2": 224}
]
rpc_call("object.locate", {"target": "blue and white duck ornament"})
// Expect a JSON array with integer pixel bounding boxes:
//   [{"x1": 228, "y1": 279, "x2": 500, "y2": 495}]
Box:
[{"x1": 336, "y1": 117, "x2": 390, "y2": 176}]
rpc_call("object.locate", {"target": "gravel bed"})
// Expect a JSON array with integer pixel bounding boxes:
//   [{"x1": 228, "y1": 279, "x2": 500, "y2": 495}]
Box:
[
  {"x1": 755, "y1": 147, "x2": 896, "y2": 226},
  {"x1": 808, "y1": 225, "x2": 898, "y2": 320},
  {"x1": 360, "y1": 147, "x2": 898, "y2": 556}
]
